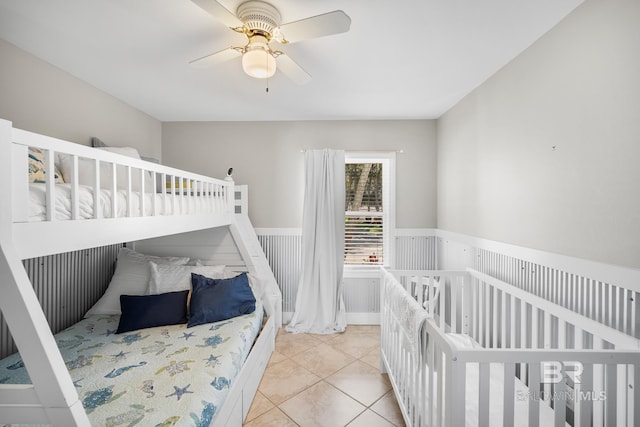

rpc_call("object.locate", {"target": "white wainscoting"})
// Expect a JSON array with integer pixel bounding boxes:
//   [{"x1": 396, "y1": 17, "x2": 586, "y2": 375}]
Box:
[
  {"x1": 436, "y1": 229, "x2": 640, "y2": 339},
  {"x1": 256, "y1": 228, "x2": 438, "y2": 325},
  {"x1": 256, "y1": 227, "x2": 639, "y2": 338},
  {"x1": 0, "y1": 244, "x2": 121, "y2": 359}
]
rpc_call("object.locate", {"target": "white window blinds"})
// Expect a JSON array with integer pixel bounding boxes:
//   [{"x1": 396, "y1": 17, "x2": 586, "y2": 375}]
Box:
[{"x1": 345, "y1": 162, "x2": 383, "y2": 265}]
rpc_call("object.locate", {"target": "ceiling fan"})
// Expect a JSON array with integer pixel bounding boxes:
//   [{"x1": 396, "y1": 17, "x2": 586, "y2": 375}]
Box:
[{"x1": 189, "y1": 0, "x2": 351, "y2": 84}]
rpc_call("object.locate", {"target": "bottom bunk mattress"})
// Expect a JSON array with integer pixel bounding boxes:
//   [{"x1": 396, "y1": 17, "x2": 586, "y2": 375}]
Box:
[{"x1": 0, "y1": 305, "x2": 263, "y2": 426}]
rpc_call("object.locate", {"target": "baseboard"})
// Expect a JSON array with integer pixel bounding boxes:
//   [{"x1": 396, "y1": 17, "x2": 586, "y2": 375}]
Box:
[
  {"x1": 346, "y1": 312, "x2": 380, "y2": 325},
  {"x1": 281, "y1": 311, "x2": 380, "y2": 326}
]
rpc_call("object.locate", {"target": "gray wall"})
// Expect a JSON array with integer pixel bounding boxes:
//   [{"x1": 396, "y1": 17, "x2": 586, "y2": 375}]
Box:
[
  {"x1": 162, "y1": 120, "x2": 437, "y2": 229},
  {"x1": 437, "y1": 0, "x2": 640, "y2": 269},
  {"x1": 0, "y1": 39, "x2": 161, "y2": 159}
]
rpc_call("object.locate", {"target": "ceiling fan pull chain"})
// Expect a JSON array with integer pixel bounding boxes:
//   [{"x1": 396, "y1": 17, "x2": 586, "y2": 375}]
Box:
[{"x1": 266, "y1": 52, "x2": 270, "y2": 93}]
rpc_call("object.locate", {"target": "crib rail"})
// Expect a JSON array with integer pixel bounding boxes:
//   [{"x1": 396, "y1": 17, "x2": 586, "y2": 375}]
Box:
[{"x1": 381, "y1": 268, "x2": 640, "y2": 427}]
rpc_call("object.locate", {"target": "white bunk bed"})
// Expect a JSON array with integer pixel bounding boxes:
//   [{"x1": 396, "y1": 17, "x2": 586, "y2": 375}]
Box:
[
  {"x1": 381, "y1": 268, "x2": 640, "y2": 427},
  {"x1": 0, "y1": 119, "x2": 282, "y2": 426}
]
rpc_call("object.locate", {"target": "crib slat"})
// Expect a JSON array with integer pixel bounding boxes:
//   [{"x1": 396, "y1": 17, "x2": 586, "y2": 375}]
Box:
[
  {"x1": 477, "y1": 277, "x2": 484, "y2": 342},
  {"x1": 492, "y1": 287, "x2": 498, "y2": 347},
  {"x1": 462, "y1": 275, "x2": 471, "y2": 335},
  {"x1": 544, "y1": 311, "x2": 551, "y2": 349},
  {"x1": 435, "y1": 349, "x2": 443, "y2": 427},
  {"x1": 621, "y1": 288, "x2": 629, "y2": 336},
  {"x1": 528, "y1": 363, "x2": 541, "y2": 426},
  {"x1": 503, "y1": 363, "x2": 515, "y2": 426},
  {"x1": 451, "y1": 276, "x2": 458, "y2": 333},
  {"x1": 558, "y1": 319, "x2": 566, "y2": 350},
  {"x1": 509, "y1": 295, "x2": 516, "y2": 348},
  {"x1": 608, "y1": 284, "x2": 614, "y2": 330},
  {"x1": 578, "y1": 362, "x2": 592, "y2": 426},
  {"x1": 589, "y1": 279, "x2": 595, "y2": 320},
  {"x1": 634, "y1": 364, "x2": 639, "y2": 427},
  {"x1": 478, "y1": 363, "x2": 490, "y2": 425},
  {"x1": 614, "y1": 286, "x2": 621, "y2": 331},
  {"x1": 598, "y1": 281, "x2": 605, "y2": 324},
  {"x1": 569, "y1": 273, "x2": 575, "y2": 312},
  {"x1": 617, "y1": 364, "x2": 628, "y2": 427},
  {"x1": 478, "y1": 363, "x2": 491, "y2": 426},
  {"x1": 531, "y1": 307, "x2": 539, "y2": 348},
  {"x1": 446, "y1": 359, "x2": 465, "y2": 427},
  {"x1": 633, "y1": 292, "x2": 639, "y2": 338},
  {"x1": 419, "y1": 333, "x2": 426, "y2": 427},
  {"x1": 439, "y1": 277, "x2": 446, "y2": 330},
  {"x1": 577, "y1": 276, "x2": 584, "y2": 317},
  {"x1": 520, "y1": 300, "x2": 527, "y2": 349},
  {"x1": 575, "y1": 327, "x2": 583, "y2": 350},
  {"x1": 484, "y1": 282, "x2": 491, "y2": 346},
  {"x1": 593, "y1": 340, "x2": 605, "y2": 427},
  {"x1": 605, "y1": 364, "x2": 617, "y2": 427},
  {"x1": 472, "y1": 279, "x2": 479, "y2": 341},
  {"x1": 558, "y1": 271, "x2": 565, "y2": 308},
  {"x1": 552, "y1": 269, "x2": 558, "y2": 305},
  {"x1": 553, "y1": 377, "x2": 566, "y2": 427},
  {"x1": 501, "y1": 291, "x2": 507, "y2": 348}
]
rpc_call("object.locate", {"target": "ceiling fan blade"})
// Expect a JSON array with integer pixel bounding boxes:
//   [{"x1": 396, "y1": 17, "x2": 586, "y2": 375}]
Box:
[
  {"x1": 276, "y1": 54, "x2": 311, "y2": 85},
  {"x1": 277, "y1": 10, "x2": 351, "y2": 44},
  {"x1": 191, "y1": 0, "x2": 243, "y2": 29},
  {"x1": 189, "y1": 47, "x2": 242, "y2": 68}
]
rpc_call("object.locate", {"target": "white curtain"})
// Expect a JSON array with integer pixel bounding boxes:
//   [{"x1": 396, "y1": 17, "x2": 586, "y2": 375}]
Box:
[{"x1": 286, "y1": 149, "x2": 346, "y2": 334}]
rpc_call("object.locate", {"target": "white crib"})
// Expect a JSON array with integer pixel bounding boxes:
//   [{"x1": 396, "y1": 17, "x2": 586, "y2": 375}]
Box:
[
  {"x1": 0, "y1": 118, "x2": 282, "y2": 426},
  {"x1": 381, "y1": 268, "x2": 640, "y2": 427}
]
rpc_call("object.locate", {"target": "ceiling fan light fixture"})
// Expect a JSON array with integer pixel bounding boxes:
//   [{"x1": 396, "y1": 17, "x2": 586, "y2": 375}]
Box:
[{"x1": 242, "y1": 36, "x2": 276, "y2": 79}]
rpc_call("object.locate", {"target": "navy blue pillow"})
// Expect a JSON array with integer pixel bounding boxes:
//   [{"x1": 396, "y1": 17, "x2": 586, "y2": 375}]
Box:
[
  {"x1": 116, "y1": 290, "x2": 189, "y2": 334},
  {"x1": 188, "y1": 273, "x2": 256, "y2": 328}
]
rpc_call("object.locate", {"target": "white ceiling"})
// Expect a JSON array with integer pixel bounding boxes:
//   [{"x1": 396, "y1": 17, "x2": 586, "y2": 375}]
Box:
[{"x1": 0, "y1": 0, "x2": 583, "y2": 122}]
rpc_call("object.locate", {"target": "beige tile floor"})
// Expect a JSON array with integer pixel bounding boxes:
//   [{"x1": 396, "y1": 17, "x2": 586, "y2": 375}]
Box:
[{"x1": 244, "y1": 325, "x2": 406, "y2": 427}]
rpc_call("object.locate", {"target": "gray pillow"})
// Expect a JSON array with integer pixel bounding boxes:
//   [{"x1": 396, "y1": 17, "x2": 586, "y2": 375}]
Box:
[{"x1": 91, "y1": 136, "x2": 160, "y2": 164}]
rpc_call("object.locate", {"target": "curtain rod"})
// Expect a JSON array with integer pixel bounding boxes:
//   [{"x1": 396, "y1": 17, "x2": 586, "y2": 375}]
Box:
[{"x1": 300, "y1": 149, "x2": 404, "y2": 153}]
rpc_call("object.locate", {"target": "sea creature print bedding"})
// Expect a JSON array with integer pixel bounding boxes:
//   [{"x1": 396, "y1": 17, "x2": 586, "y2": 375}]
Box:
[{"x1": 0, "y1": 304, "x2": 263, "y2": 427}]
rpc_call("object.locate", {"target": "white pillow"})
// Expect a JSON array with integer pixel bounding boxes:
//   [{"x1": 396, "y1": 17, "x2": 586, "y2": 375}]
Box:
[
  {"x1": 59, "y1": 146, "x2": 153, "y2": 193},
  {"x1": 85, "y1": 248, "x2": 189, "y2": 316},
  {"x1": 147, "y1": 262, "x2": 226, "y2": 295}
]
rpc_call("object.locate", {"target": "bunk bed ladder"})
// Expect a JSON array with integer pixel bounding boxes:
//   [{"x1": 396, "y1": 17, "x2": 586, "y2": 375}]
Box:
[
  {"x1": 229, "y1": 211, "x2": 283, "y2": 328},
  {"x1": 0, "y1": 121, "x2": 89, "y2": 425}
]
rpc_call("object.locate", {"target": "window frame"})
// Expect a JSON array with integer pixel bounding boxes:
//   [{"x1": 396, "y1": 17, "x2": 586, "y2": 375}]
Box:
[{"x1": 344, "y1": 151, "x2": 396, "y2": 273}]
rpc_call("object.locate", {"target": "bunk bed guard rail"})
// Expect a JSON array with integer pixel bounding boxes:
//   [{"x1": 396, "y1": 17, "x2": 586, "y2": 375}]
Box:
[{"x1": 2, "y1": 119, "x2": 235, "y2": 259}]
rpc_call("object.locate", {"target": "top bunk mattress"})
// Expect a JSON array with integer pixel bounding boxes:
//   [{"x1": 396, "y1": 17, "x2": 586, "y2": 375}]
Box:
[
  {"x1": 28, "y1": 183, "x2": 225, "y2": 222},
  {"x1": 0, "y1": 305, "x2": 263, "y2": 426}
]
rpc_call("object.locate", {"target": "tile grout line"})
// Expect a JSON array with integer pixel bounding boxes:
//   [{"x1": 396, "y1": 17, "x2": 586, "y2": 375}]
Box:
[{"x1": 248, "y1": 326, "x2": 402, "y2": 426}]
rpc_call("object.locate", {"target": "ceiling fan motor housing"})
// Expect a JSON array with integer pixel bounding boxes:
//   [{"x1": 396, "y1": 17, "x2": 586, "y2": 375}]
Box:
[{"x1": 237, "y1": 0, "x2": 281, "y2": 37}]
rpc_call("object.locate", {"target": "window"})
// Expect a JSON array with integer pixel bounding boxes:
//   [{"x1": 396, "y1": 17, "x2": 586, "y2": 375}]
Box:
[{"x1": 344, "y1": 153, "x2": 395, "y2": 266}]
